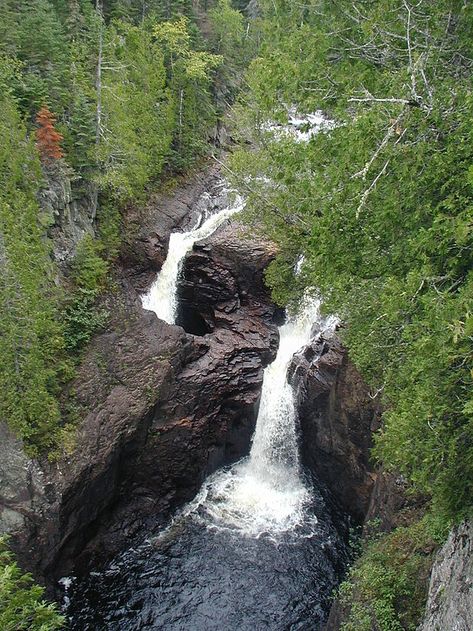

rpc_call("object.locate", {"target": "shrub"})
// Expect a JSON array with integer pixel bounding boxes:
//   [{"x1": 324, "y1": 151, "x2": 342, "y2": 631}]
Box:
[{"x1": 0, "y1": 536, "x2": 64, "y2": 630}]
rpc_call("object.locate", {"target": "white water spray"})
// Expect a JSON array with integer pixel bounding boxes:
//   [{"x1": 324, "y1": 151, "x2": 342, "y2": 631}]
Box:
[
  {"x1": 141, "y1": 188, "x2": 244, "y2": 323},
  {"x1": 181, "y1": 295, "x2": 337, "y2": 537},
  {"x1": 264, "y1": 107, "x2": 336, "y2": 143}
]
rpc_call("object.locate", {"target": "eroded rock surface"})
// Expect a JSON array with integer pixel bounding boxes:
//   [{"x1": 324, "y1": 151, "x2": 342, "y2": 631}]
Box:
[
  {"x1": 120, "y1": 163, "x2": 222, "y2": 292},
  {"x1": 418, "y1": 520, "x2": 473, "y2": 631},
  {"x1": 177, "y1": 220, "x2": 280, "y2": 337},
  {"x1": 1, "y1": 188, "x2": 279, "y2": 589}
]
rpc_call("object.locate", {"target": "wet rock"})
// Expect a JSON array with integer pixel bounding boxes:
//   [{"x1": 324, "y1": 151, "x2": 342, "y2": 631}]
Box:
[
  {"x1": 177, "y1": 219, "x2": 281, "y2": 339},
  {"x1": 418, "y1": 520, "x2": 473, "y2": 631},
  {"x1": 120, "y1": 163, "x2": 222, "y2": 292},
  {"x1": 290, "y1": 335, "x2": 380, "y2": 523},
  {"x1": 1, "y1": 213, "x2": 279, "y2": 587}
]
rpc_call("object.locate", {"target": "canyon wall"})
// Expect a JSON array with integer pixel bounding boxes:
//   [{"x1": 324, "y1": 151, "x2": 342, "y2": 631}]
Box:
[
  {"x1": 293, "y1": 333, "x2": 472, "y2": 631},
  {"x1": 0, "y1": 169, "x2": 280, "y2": 587}
]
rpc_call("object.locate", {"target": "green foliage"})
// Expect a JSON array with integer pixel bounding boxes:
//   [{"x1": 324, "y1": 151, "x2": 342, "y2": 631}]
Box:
[
  {"x1": 0, "y1": 536, "x2": 64, "y2": 630},
  {"x1": 70, "y1": 234, "x2": 109, "y2": 290},
  {"x1": 64, "y1": 235, "x2": 109, "y2": 353},
  {"x1": 97, "y1": 18, "x2": 174, "y2": 199},
  {"x1": 339, "y1": 516, "x2": 450, "y2": 631},
  {"x1": 9, "y1": 0, "x2": 71, "y2": 114},
  {"x1": 232, "y1": 0, "x2": 473, "y2": 521},
  {"x1": 207, "y1": 0, "x2": 254, "y2": 103},
  {"x1": 154, "y1": 16, "x2": 222, "y2": 170},
  {"x1": 0, "y1": 88, "x2": 69, "y2": 453},
  {"x1": 63, "y1": 287, "x2": 109, "y2": 353}
]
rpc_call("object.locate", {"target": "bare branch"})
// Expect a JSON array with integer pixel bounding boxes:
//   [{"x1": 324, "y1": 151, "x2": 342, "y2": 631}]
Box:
[
  {"x1": 356, "y1": 159, "x2": 390, "y2": 219},
  {"x1": 348, "y1": 96, "x2": 420, "y2": 106},
  {"x1": 352, "y1": 114, "x2": 404, "y2": 180}
]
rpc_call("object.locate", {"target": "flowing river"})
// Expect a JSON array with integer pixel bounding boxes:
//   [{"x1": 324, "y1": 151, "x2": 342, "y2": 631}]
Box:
[{"x1": 66, "y1": 124, "x2": 348, "y2": 630}]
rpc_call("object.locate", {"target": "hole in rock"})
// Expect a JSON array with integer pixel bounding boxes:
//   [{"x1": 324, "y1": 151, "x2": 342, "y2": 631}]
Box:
[{"x1": 176, "y1": 301, "x2": 213, "y2": 336}]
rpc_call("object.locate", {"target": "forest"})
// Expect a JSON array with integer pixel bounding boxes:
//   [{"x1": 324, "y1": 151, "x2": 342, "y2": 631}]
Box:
[
  {"x1": 0, "y1": 0, "x2": 250, "y2": 453},
  {"x1": 234, "y1": 0, "x2": 473, "y2": 521},
  {"x1": 0, "y1": 1, "x2": 472, "y2": 630},
  {"x1": 229, "y1": 2, "x2": 473, "y2": 627}
]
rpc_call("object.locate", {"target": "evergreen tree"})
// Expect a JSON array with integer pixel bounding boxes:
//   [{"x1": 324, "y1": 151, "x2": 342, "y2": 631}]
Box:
[
  {"x1": 14, "y1": 0, "x2": 71, "y2": 114},
  {"x1": 96, "y1": 18, "x2": 174, "y2": 199},
  {"x1": 0, "y1": 87, "x2": 67, "y2": 452},
  {"x1": 154, "y1": 16, "x2": 222, "y2": 169},
  {"x1": 0, "y1": 536, "x2": 64, "y2": 630}
]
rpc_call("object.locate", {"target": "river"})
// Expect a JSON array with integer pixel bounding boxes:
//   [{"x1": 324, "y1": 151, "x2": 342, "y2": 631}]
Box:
[{"x1": 66, "y1": 125, "x2": 349, "y2": 631}]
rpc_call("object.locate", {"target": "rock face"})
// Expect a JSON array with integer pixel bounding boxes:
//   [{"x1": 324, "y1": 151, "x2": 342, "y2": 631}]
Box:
[
  {"x1": 40, "y1": 167, "x2": 96, "y2": 264},
  {"x1": 0, "y1": 171, "x2": 279, "y2": 588},
  {"x1": 120, "y1": 162, "x2": 222, "y2": 292},
  {"x1": 290, "y1": 334, "x2": 380, "y2": 523},
  {"x1": 418, "y1": 520, "x2": 473, "y2": 631},
  {"x1": 177, "y1": 220, "x2": 281, "y2": 337},
  {"x1": 0, "y1": 424, "x2": 45, "y2": 535}
]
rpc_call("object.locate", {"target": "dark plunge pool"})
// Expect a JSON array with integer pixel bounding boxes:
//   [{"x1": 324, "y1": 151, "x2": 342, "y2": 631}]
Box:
[{"x1": 65, "y1": 471, "x2": 348, "y2": 631}]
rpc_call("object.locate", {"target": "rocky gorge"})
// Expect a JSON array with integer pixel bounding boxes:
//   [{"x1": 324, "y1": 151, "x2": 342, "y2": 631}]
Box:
[{"x1": 0, "y1": 164, "x2": 472, "y2": 630}]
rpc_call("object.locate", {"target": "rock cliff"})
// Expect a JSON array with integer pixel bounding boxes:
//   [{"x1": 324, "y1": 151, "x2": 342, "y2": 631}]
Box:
[
  {"x1": 120, "y1": 163, "x2": 222, "y2": 291},
  {"x1": 292, "y1": 334, "x2": 462, "y2": 631},
  {"x1": 0, "y1": 171, "x2": 280, "y2": 588},
  {"x1": 290, "y1": 333, "x2": 380, "y2": 523},
  {"x1": 418, "y1": 520, "x2": 473, "y2": 631}
]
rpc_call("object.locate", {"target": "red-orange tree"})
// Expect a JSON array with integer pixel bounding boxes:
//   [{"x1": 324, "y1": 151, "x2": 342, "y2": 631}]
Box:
[{"x1": 35, "y1": 106, "x2": 64, "y2": 162}]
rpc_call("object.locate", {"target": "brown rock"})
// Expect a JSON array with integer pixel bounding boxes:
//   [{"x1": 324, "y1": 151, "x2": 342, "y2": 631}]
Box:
[
  {"x1": 290, "y1": 334, "x2": 380, "y2": 522},
  {"x1": 120, "y1": 163, "x2": 222, "y2": 292},
  {"x1": 1, "y1": 212, "x2": 279, "y2": 588}
]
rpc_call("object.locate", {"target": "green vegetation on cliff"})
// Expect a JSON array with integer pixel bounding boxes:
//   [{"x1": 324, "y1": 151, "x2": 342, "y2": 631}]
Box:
[
  {"x1": 0, "y1": 0, "x2": 250, "y2": 452},
  {"x1": 0, "y1": 536, "x2": 64, "y2": 630},
  {"x1": 230, "y1": 1, "x2": 473, "y2": 626},
  {"x1": 232, "y1": 0, "x2": 473, "y2": 521},
  {"x1": 0, "y1": 80, "x2": 68, "y2": 453}
]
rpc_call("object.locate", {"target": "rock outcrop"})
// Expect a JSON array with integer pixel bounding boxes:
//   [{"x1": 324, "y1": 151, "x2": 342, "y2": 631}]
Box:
[
  {"x1": 177, "y1": 220, "x2": 281, "y2": 337},
  {"x1": 40, "y1": 166, "x2": 96, "y2": 264},
  {"x1": 418, "y1": 520, "x2": 473, "y2": 631},
  {"x1": 120, "y1": 162, "x2": 222, "y2": 292},
  {"x1": 290, "y1": 334, "x2": 380, "y2": 523},
  {"x1": 0, "y1": 172, "x2": 280, "y2": 588}
]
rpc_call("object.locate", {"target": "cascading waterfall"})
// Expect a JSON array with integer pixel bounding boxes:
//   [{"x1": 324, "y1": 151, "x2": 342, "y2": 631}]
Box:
[
  {"x1": 141, "y1": 187, "x2": 244, "y2": 323},
  {"x1": 66, "y1": 118, "x2": 348, "y2": 630},
  {"x1": 184, "y1": 294, "x2": 337, "y2": 536},
  {"x1": 66, "y1": 294, "x2": 346, "y2": 631}
]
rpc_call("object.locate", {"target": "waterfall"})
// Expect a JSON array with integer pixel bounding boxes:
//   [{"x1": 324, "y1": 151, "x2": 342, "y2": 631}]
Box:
[
  {"x1": 181, "y1": 295, "x2": 337, "y2": 537},
  {"x1": 141, "y1": 187, "x2": 244, "y2": 323}
]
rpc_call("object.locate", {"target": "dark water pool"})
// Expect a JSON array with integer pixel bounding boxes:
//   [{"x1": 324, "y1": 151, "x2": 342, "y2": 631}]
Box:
[{"x1": 66, "y1": 481, "x2": 348, "y2": 631}]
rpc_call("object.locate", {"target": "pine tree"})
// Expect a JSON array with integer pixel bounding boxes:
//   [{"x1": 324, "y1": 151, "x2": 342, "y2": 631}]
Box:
[
  {"x1": 0, "y1": 536, "x2": 64, "y2": 630},
  {"x1": 0, "y1": 94, "x2": 67, "y2": 452},
  {"x1": 14, "y1": 0, "x2": 71, "y2": 114}
]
